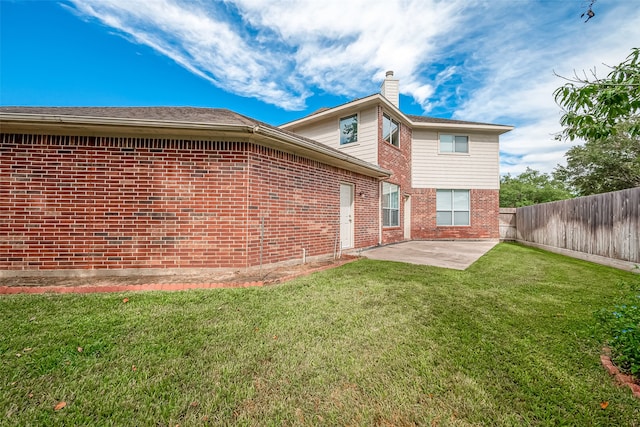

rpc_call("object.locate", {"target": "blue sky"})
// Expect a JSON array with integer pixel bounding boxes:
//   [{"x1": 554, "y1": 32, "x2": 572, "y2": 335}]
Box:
[{"x1": 1, "y1": 0, "x2": 639, "y2": 174}]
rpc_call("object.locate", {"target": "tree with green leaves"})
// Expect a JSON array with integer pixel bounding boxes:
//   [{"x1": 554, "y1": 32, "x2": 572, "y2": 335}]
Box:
[
  {"x1": 500, "y1": 167, "x2": 574, "y2": 207},
  {"x1": 553, "y1": 128, "x2": 640, "y2": 196},
  {"x1": 553, "y1": 48, "x2": 639, "y2": 196},
  {"x1": 554, "y1": 48, "x2": 639, "y2": 142}
]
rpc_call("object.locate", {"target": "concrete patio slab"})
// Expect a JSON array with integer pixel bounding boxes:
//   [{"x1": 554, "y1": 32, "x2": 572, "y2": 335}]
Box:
[{"x1": 360, "y1": 240, "x2": 499, "y2": 270}]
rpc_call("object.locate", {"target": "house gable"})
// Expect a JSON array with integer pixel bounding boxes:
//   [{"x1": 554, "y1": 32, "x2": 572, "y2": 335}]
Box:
[{"x1": 279, "y1": 78, "x2": 513, "y2": 243}]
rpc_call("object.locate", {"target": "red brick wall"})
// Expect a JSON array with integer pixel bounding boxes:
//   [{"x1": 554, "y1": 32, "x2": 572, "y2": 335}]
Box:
[
  {"x1": 377, "y1": 107, "x2": 412, "y2": 245},
  {"x1": 411, "y1": 188, "x2": 499, "y2": 239},
  {"x1": 375, "y1": 107, "x2": 499, "y2": 242},
  {"x1": 244, "y1": 145, "x2": 379, "y2": 266},
  {"x1": 0, "y1": 133, "x2": 379, "y2": 271}
]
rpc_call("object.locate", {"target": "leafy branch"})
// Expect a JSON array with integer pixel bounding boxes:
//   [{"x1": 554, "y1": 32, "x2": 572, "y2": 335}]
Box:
[{"x1": 554, "y1": 48, "x2": 640, "y2": 141}]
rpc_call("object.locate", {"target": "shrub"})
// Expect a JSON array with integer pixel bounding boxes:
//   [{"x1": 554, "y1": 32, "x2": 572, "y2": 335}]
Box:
[{"x1": 596, "y1": 281, "x2": 640, "y2": 377}]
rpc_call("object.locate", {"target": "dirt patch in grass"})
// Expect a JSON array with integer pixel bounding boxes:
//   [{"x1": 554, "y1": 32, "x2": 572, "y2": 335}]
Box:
[{"x1": 0, "y1": 256, "x2": 357, "y2": 289}]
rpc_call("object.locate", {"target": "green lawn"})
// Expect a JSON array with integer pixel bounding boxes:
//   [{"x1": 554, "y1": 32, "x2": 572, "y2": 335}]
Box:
[{"x1": 1, "y1": 243, "x2": 639, "y2": 426}]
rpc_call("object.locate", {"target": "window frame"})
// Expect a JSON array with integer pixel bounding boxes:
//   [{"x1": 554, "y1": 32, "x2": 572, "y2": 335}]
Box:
[
  {"x1": 382, "y1": 182, "x2": 400, "y2": 228},
  {"x1": 339, "y1": 113, "x2": 359, "y2": 145},
  {"x1": 439, "y1": 134, "x2": 469, "y2": 154},
  {"x1": 436, "y1": 189, "x2": 470, "y2": 226},
  {"x1": 382, "y1": 113, "x2": 400, "y2": 148}
]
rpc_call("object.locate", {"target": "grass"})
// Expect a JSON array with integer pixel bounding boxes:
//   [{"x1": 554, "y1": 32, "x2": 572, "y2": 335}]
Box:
[{"x1": 1, "y1": 243, "x2": 639, "y2": 426}]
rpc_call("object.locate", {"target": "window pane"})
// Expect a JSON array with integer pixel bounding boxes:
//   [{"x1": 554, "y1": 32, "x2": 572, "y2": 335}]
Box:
[
  {"x1": 453, "y1": 190, "x2": 469, "y2": 210},
  {"x1": 382, "y1": 182, "x2": 390, "y2": 199},
  {"x1": 436, "y1": 190, "x2": 452, "y2": 210},
  {"x1": 383, "y1": 183, "x2": 399, "y2": 204},
  {"x1": 454, "y1": 211, "x2": 470, "y2": 226},
  {"x1": 439, "y1": 135, "x2": 453, "y2": 152},
  {"x1": 391, "y1": 126, "x2": 399, "y2": 147},
  {"x1": 383, "y1": 115, "x2": 391, "y2": 141},
  {"x1": 390, "y1": 209, "x2": 399, "y2": 226},
  {"x1": 383, "y1": 115, "x2": 400, "y2": 147},
  {"x1": 440, "y1": 135, "x2": 453, "y2": 143},
  {"x1": 389, "y1": 188, "x2": 399, "y2": 209},
  {"x1": 455, "y1": 136, "x2": 468, "y2": 153},
  {"x1": 440, "y1": 141, "x2": 453, "y2": 152},
  {"x1": 436, "y1": 211, "x2": 452, "y2": 226},
  {"x1": 383, "y1": 208, "x2": 399, "y2": 227},
  {"x1": 340, "y1": 115, "x2": 358, "y2": 144}
]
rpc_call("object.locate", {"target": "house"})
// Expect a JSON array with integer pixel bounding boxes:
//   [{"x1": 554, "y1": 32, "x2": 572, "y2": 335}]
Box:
[
  {"x1": 0, "y1": 74, "x2": 512, "y2": 275},
  {"x1": 0, "y1": 107, "x2": 388, "y2": 273},
  {"x1": 280, "y1": 71, "x2": 513, "y2": 245}
]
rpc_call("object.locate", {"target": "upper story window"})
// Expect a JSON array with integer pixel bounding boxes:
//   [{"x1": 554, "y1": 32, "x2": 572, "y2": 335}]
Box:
[
  {"x1": 340, "y1": 114, "x2": 358, "y2": 145},
  {"x1": 383, "y1": 113, "x2": 400, "y2": 147},
  {"x1": 440, "y1": 134, "x2": 468, "y2": 153}
]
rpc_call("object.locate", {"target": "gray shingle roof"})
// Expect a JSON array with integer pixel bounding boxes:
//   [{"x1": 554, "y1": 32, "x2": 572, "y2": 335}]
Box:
[
  {"x1": 279, "y1": 93, "x2": 510, "y2": 129},
  {"x1": 0, "y1": 106, "x2": 390, "y2": 177},
  {"x1": 406, "y1": 114, "x2": 502, "y2": 127},
  {"x1": 0, "y1": 106, "x2": 258, "y2": 126}
]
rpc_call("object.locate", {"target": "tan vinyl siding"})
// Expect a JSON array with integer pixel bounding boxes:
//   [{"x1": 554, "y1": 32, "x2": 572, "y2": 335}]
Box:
[
  {"x1": 412, "y1": 130, "x2": 499, "y2": 189},
  {"x1": 286, "y1": 107, "x2": 378, "y2": 165}
]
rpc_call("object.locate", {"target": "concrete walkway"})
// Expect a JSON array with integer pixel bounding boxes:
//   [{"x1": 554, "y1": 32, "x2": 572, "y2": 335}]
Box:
[{"x1": 360, "y1": 240, "x2": 499, "y2": 270}]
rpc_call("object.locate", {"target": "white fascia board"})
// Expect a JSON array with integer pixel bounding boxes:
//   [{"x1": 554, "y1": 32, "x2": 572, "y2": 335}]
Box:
[
  {"x1": 279, "y1": 96, "x2": 512, "y2": 135},
  {"x1": 280, "y1": 94, "x2": 404, "y2": 129},
  {"x1": 0, "y1": 112, "x2": 254, "y2": 134},
  {"x1": 408, "y1": 120, "x2": 514, "y2": 135}
]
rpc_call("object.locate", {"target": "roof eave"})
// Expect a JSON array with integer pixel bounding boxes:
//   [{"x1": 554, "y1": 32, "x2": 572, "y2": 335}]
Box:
[
  {"x1": 280, "y1": 95, "x2": 513, "y2": 134},
  {"x1": 280, "y1": 94, "x2": 403, "y2": 129},
  {"x1": 409, "y1": 120, "x2": 514, "y2": 135},
  {"x1": 0, "y1": 113, "x2": 390, "y2": 179},
  {"x1": 0, "y1": 112, "x2": 254, "y2": 137}
]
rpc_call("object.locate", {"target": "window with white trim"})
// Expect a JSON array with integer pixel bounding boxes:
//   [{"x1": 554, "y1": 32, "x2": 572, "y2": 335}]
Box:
[
  {"x1": 439, "y1": 134, "x2": 468, "y2": 153},
  {"x1": 436, "y1": 189, "x2": 470, "y2": 226},
  {"x1": 383, "y1": 113, "x2": 400, "y2": 147},
  {"x1": 340, "y1": 114, "x2": 358, "y2": 144},
  {"x1": 382, "y1": 182, "x2": 400, "y2": 227}
]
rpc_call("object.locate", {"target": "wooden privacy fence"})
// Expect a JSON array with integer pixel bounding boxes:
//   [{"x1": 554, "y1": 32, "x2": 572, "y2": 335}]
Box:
[
  {"x1": 499, "y1": 208, "x2": 517, "y2": 241},
  {"x1": 504, "y1": 188, "x2": 639, "y2": 265}
]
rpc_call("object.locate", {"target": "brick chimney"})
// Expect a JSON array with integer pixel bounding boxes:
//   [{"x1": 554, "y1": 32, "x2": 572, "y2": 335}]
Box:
[{"x1": 380, "y1": 70, "x2": 399, "y2": 108}]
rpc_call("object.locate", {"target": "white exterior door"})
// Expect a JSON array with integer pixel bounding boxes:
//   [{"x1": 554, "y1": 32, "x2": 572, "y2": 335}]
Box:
[
  {"x1": 340, "y1": 184, "x2": 354, "y2": 249},
  {"x1": 404, "y1": 195, "x2": 411, "y2": 240}
]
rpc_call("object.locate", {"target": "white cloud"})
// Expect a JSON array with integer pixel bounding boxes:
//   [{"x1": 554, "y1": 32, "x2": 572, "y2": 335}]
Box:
[
  {"x1": 451, "y1": 1, "x2": 640, "y2": 174},
  {"x1": 67, "y1": 0, "x2": 470, "y2": 110},
  {"x1": 229, "y1": 0, "x2": 475, "y2": 109},
  {"x1": 66, "y1": 0, "x2": 639, "y2": 175},
  {"x1": 67, "y1": 0, "x2": 309, "y2": 109}
]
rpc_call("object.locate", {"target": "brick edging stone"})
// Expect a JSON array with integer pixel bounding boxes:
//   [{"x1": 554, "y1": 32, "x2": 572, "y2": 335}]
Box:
[
  {"x1": 600, "y1": 348, "x2": 640, "y2": 399},
  {"x1": 0, "y1": 257, "x2": 358, "y2": 295}
]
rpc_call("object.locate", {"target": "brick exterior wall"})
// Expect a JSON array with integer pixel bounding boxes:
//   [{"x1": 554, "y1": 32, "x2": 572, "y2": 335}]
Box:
[
  {"x1": 376, "y1": 107, "x2": 500, "y2": 242},
  {"x1": 0, "y1": 133, "x2": 379, "y2": 271},
  {"x1": 411, "y1": 188, "x2": 500, "y2": 239},
  {"x1": 245, "y1": 145, "x2": 379, "y2": 266},
  {"x1": 377, "y1": 107, "x2": 413, "y2": 245}
]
